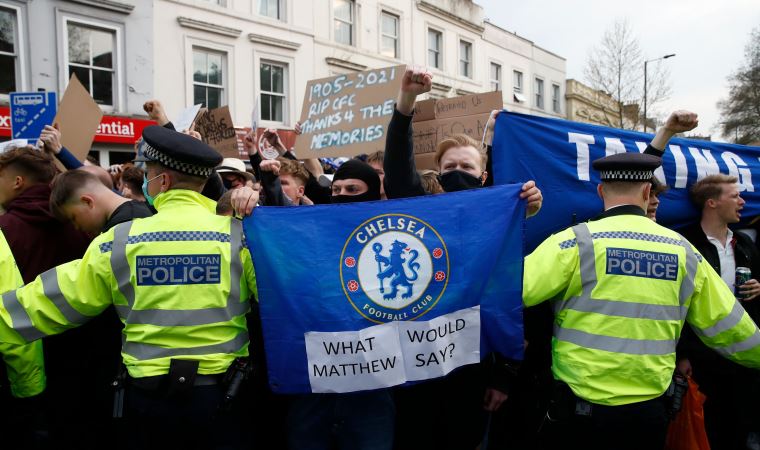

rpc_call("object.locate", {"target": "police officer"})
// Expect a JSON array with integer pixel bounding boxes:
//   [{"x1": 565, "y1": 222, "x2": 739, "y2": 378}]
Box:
[
  {"x1": 0, "y1": 228, "x2": 46, "y2": 447},
  {"x1": 523, "y1": 152, "x2": 760, "y2": 450},
  {"x1": 0, "y1": 126, "x2": 258, "y2": 450}
]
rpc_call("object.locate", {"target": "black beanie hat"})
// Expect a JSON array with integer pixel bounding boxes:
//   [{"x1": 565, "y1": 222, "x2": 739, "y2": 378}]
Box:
[{"x1": 332, "y1": 159, "x2": 381, "y2": 201}]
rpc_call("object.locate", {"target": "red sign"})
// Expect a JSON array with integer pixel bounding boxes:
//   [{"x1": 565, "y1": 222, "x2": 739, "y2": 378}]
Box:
[{"x1": 0, "y1": 106, "x2": 155, "y2": 144}]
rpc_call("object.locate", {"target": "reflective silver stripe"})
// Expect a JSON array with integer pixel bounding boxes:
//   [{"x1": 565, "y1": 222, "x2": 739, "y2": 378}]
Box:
[
  {"x1": 677, "y1": 235, "x2": 698, "y2": 310},
  {"x1": 110, "y1": 221, "x2": 135, "y2": 308},
  {"x1": 555, "y1": 326, "x2": 677, "y2": 355},
  {"x1": 122, "y1": 303, "x2": 249, "y2": 327},
  {"x1": 1, "y1": 290, "x2": 46, "y2": 342},
  {"x1": 695, "y1": 300, "x2": 746, "y2": 339},
  {"x1": 574, "y1": 224, "x2": 596, "y2": 297},
  {"x1": 122, "y1": 331, "x2": 249, "y2": 361},
  {"x1": 563, "y1": 296, "x2": 684, "y2": 321},
  {"x1": 710, "y1": 330, "x2": 760, "y2": 357},
  {"x1": 228, "y1": 219, "x2": 244, "y2": 315},
  {"x1": 554, "y1": 224, "x2": 595, "y2": 315},
  {"x1": 40, "y1": 268, "x2": 91, "y2": 325}
]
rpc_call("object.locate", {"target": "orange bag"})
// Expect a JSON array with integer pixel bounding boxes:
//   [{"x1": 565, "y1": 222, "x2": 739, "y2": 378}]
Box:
[{"x1": 665, "y1": 378, "x2": 711, "y2": 450}]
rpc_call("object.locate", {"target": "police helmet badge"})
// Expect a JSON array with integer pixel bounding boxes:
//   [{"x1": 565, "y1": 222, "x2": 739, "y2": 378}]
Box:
[{"x1": 340, "y1": 214, "x2": 449, "y2": 323}]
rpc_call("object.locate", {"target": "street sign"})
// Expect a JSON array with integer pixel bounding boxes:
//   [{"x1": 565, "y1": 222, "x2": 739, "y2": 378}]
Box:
[{"x1": 9, "y1": 91, "x2": 57, "y2": 140}]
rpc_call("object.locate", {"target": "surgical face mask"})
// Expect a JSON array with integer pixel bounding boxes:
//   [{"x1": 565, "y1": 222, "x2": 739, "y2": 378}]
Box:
[
  {"x1": 438, "y1": 170, "x2": 483, "y2": 192},
  {"x1": 142, "y1": 173, "x2": 163, "y2": 206}
]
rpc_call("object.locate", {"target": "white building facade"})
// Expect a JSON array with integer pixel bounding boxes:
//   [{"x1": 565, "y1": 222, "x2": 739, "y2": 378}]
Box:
[
  {"x1": 0, "y1": 0, "x2": 155, "y2": 164},
  {"x1": 153, "y1": 0, "x2": 566, "y2": 132}
]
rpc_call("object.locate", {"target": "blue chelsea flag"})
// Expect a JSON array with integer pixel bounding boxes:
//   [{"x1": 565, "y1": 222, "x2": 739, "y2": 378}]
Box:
[{"x1": 244, "y1": 184, "x2": 525, "y2": 394}]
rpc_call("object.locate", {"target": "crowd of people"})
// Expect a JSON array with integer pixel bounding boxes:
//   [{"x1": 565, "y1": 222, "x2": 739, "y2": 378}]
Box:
[{"x1": 0, "y1": 67, "x2": 758, "y2": 450}]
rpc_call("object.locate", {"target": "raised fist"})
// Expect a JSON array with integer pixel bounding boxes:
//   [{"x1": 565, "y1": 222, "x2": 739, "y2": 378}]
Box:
[
  {"x1": 401, "y1": 66, "x2": 433, "y2": 97},
  {"x1": 663, "y1": 111, "x2": 698, "y2": 134},
  {"x1": 143, "y1": 100, "x2": 169, "y2": 126}
]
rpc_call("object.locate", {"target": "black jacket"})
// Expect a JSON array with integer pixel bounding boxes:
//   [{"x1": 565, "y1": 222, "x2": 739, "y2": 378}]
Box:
[{"x1": 677, "y1": 223, "x2": 760, "y2": 408}]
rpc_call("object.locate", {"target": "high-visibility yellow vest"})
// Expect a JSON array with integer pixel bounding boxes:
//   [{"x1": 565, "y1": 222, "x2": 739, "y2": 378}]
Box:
[
  {"x1": 0, "y1": 229, "x2": 46, "y2": 397},
  {"x1": 524, "y1": 212, "x2": 760, "y2": 406},
  {"x1": 0, "y1": 190, "x2": 257, "y2": 378}
]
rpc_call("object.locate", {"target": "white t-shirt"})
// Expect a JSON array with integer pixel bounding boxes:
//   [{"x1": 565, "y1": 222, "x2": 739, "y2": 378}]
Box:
[{"x1": 706, "y1": 228, "x2": 736, "y2": 292}]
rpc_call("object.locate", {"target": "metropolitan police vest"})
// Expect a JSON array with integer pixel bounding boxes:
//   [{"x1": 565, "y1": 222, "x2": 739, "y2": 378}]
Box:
[
  {"x1": 0, "y1": 190, "x2": 257, "y2": 378},
  {"x1": 524, "y1": 211, "x2": 760, "y2": 406}
]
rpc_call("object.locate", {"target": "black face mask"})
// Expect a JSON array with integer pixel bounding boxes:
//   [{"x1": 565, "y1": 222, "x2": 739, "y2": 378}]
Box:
[
  {"x1": 331, "y1": 192, "x2": 379, "y2": 204},
  {"x1": 222, "y1": 178, "x2": 234, "y2": 190},
  {"x1": 439, "y1": 170, "x2": 483, "y2": 192}
]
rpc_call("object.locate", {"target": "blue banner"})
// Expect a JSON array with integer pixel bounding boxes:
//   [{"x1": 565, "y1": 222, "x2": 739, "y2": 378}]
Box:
[
  {"x1": 492, "y1": 111, "x2": 760, "y2": 251},
  {"x1": 244, "y1": 185, "x2": 525, "y2": 394}
]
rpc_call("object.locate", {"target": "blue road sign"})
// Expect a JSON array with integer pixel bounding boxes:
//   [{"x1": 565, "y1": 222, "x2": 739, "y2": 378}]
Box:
[{"x1": 9, "y1": 92, "x2": 57, "y2": 140}]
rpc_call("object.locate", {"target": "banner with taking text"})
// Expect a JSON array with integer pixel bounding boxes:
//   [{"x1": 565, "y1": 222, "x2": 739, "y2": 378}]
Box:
[
  {"x1": 492, "y1": 111, "x2": 760, "y2": 251},
  {"x1": 244, "y1": 185, "x2": 525, "y2": 394}
]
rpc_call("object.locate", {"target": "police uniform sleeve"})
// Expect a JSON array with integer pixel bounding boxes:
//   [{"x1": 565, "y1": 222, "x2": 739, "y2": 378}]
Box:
[
  {"x1": 686, "y1": 255, "x2": 760, "y2": 369},
  {"x1": 0, "y1": 236, "x2": 115, "y2": 346},
  {"x1": 523, "y1": 229, "x2": 579, "y2": 307},
  {"x1": 0, "y1": 231, "x2": 46, "y2": 398}
]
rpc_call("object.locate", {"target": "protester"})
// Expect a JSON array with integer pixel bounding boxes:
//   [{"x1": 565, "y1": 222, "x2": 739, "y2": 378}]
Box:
[
  {"x1": 647, "y1": 177, "x2": 667, "y2": 221},
  {"x1": 382, "y1": 66, "x2": 540, "y2": 450},
  {"x1": 218, "y1": 158, "x2": 256, "y2": 190},
  {"x1": 678, "y1": 174, "x2": 760, "y2": 450},
  {"x1": 120, "y1": 164, "x2": 147, "y2": 202}
]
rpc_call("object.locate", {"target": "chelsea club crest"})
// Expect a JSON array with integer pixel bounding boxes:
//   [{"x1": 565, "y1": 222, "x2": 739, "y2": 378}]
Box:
[{"x1": 340, "y1": 213, "x2": 449, "y2": 323}]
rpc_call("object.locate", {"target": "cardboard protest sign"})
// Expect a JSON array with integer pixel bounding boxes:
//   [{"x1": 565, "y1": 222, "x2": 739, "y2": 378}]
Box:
[
  {"x1": 195, "y1": 106, "x2": 239, "y2": 158},
  {"x1": 295, "y1": 65, "x2": 405, "y2": 159},
  {"x1": 54, "y1": 74, "x2": 104, "y2": 166},
  {"x1": 412, "y1": 91, "x2": 503, "y2": 170}
]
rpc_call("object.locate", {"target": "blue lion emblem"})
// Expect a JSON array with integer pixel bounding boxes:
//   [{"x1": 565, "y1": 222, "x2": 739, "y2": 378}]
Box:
[{"x1": 373, "y1": 240, "x2": 420, "y2": 300}]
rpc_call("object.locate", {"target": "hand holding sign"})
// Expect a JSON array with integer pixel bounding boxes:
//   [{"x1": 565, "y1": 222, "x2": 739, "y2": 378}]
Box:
[{"x1": 39, "y1": 125, "x2": 62, "y2": 155}]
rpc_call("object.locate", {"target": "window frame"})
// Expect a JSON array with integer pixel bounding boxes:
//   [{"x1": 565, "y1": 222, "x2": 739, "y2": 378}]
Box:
[
  {"x1": 427, "y1": 27, "x2": 443, "y2": 70},
  {"x1": 379, "y1": 10, "x2": 399, "y2": 59},
  {"x1": 534, "y1": 77, "x2": 544, "y2": 110},
  {"x1": 333, "y1": 0, "x2": 355, "y2": 47},
  {"x1": 61, "y1": 15, "x2": 122, "y2": 111},
  {"x1": 192, "y1": 46, "x2": 228, "y2": 110},
  {"x1": 258, "y1": 0, "x2": 282, "y2": 20},
  {"x1": 0, "y1": 2, "x2": 27, "y2": 96},
  {"x1": 552, "y1": 82, "x2": 561, "y2": 114},
  {"x1": 459, "y1": 39, "x2": 472, "y2": 78},
  {"x1": 490, "y1": 62, "x2": 501, "y2": 92},
  {"x1": 259, "y1": 59, "x2": 288, "y2": 126}
]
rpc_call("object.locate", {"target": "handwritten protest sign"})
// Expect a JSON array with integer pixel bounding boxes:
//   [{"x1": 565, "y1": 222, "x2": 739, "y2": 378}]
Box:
[
  {"x1": 412, "y1": 91, "x2": 503, "y2": 169},
  {"x1": 54, "y1": 74, "x2": 104, "y2": 167},
  {"x1": 295, "y1": 65, "x2": 405, "y2": 159},
  {"x1": 195, "y1": 106, "x2": 239, "y2": 158},
  {"x1": 304, "y1": 306, "x2": 481, "y2": 393}
]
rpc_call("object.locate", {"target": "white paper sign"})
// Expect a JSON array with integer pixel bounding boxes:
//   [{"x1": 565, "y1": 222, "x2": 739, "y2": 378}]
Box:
[
  {"x1": 399, "y1": 306, "x2": 481, "y2": 381},
  {"x1": 305, "y1": 321, "x2": 406, "y2": 393},
  {"x1": 0, "y1": 139, "x2": 28, "y2": 153},
  {"x1": 304, "y1": 306, "x2": 481, "y2": 393},
  {"x1": 173, "y1": 104, "x2": 202, "y2": 133}
]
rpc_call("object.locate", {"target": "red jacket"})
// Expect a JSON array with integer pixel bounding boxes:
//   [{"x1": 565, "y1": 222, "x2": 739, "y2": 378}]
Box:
[{"x1": 0, "y1": 184, "x2": 91, "y2": 283}]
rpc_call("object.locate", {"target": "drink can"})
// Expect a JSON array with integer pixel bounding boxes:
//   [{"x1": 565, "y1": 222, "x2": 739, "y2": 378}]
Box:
[{"x1": 735, "y1": 267, "x2": 752, "y2": 300}]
